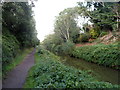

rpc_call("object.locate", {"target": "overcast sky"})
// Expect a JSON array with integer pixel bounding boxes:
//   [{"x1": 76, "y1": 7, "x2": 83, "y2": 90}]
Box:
[{"x1": 33, "y1": 0, "x2": 82, "y2": 41}]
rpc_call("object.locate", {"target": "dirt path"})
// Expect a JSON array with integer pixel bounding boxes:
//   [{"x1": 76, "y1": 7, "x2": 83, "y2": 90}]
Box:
[{"x1": 2, "y1": 49, "x2": 36, "y2": 88}]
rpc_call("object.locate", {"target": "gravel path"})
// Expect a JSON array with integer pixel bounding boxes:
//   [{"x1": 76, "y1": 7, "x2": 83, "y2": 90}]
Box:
[{"x1": 2, "y1": 49, "x2": 36, "y2": 88}]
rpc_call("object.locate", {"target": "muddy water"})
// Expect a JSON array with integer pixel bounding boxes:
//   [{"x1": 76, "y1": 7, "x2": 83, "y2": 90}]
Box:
[{"x1": 60, "y1": 56, "x2": 120, "y2": 85}]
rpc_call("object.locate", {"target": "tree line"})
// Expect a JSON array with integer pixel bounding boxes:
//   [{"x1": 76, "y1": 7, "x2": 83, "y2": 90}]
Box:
[
  {"x1": 2, "y1": 2, "x2": 39, "y2": 65},
  {"x1": 42, "y1": 2, "x2": 120, "y2": 55}
]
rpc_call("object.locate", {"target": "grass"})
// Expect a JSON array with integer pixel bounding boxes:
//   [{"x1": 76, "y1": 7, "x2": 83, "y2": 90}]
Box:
[
  {"x1": 23, "y1": 65, "x2": 35, "y2": 88},
  {"x1": 2, "y1": 48, "x2": 33, "y2": 78}
]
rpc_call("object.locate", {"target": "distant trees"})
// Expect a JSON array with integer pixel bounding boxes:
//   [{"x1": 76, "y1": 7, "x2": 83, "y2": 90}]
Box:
[
  {"x1": 43, "y1": 2, "x2": 120, "y2": 54},
  {"x1": 43, "y1": 8, "x2": 80, "y2": 55}
]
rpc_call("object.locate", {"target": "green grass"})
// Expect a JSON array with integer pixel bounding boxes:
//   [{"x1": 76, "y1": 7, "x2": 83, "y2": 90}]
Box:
[
  {"x1": 2, "y1": 48, "x2": 33, "y2": 78},
  {"x1": 72, "y1": 42, "x2": 120, "y2": 70},
  {"x1": 24, "y1": 49, "x2": 119, "y2": 88}
]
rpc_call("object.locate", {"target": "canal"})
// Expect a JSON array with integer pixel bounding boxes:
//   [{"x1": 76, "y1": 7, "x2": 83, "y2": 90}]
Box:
[{"x1": 60, "y1": 56, "x2": 120, "y2": 85}]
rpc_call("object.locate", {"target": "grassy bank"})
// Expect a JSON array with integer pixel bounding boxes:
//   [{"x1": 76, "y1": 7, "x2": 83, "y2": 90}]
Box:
[
  {"x1": 3, "y1": 48, "x2": 33, "y2": 78},
  {"x1": 72, "y1": 42, "x2": 120, "y2": 70},
  {"x1": 24, "y1": 49, "x2": 119, "y2": 88}
]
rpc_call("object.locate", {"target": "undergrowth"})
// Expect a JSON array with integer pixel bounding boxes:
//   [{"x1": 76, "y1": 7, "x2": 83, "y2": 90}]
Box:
[
  {"x1": 72, "y1": 42, "x2": 120, "y2": 70},
  {"x1": 24, "y1": 48, "x2": 119, "y2": 88}
]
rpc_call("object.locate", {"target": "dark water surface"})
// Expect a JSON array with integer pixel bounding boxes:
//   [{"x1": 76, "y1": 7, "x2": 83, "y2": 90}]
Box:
[{"x1": 60, "y1": 56, "x2": 120, "y2": 85}]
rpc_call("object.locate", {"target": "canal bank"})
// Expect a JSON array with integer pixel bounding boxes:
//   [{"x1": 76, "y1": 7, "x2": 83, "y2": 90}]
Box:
[{"x1": 60, "y1": 56, "x2": 120, "y2": 85}]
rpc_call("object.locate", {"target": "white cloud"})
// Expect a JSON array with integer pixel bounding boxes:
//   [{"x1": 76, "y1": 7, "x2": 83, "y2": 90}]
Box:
[{"x1": 33, "y1": 0, "x2": 82, "y2": 41}]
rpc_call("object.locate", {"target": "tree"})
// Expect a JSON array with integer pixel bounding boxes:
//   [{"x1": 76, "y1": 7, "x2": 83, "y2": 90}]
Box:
[
  {"x1": 2, "y1": 2, "x2": 39, "y2": 66},
  {"x1": 42, "y1": 8, "x2": 80, "y2": 54},
  {"x1": 54, "y1": 8, "x2": 80, "y2": 43},
  {"x1": 2, "y1": 2, "x2": 39, "y2": 48},
  {"x1": 77, "y1": 2, "x2": 120, "y2": 32}
]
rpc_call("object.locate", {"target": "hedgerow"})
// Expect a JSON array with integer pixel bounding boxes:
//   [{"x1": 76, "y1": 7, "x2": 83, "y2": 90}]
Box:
[
  {"x1": 2, "y1": 29, "x2": 20, "y2": 65},
  {"x1": 72, "y1": 43, "x2": 120, "y2": 70},
  {"x1": 24, "y1": 49, "x2": 119, "y2": 88}
]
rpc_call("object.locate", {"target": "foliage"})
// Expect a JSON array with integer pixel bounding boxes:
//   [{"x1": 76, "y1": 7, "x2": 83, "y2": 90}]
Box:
[
  {"x1": 54, "y1": 8, "x2": 80, "y2": 42},
  {"x1": 42, "y1": 8, "x2": 81, "y2": 55},
  {"x1": 24, "y1": 49, "x2": 119, "y2": 88},
  {"x1": 2, "y1": 28, "x2": 20, "y2": 65},
  {"x1": 82, "y1": 23, "x2": 91, "y2": 33},
  {"x1": 2, "y1": 2, "x2": 39, "y2": 78},
  {"x1": 78, "y1": 2, "x2": 120, "y2": 31},
  {"x1": 72, "y1": 42, "x2": 120, "y2": 70},
  {"x1": 78, "y1": 33, "x2": 90, "y2": 42},
  {"x1": 89, "y1": 28, "x2": 100, "y2": 39},
  {"x1": 43, "y1": 38, "x2": 75, "y2": 55},
  {"x1": 42, "y1": 34, "x2": 63, "y2": 52},
  {"x1": 2, "y1": 2, "x2": 39, "y2": 55},
  {"x1": 2, "y1": 2, "x2": 39, "y2": 48},
  {"x1": 57, "y1": 40, "x2": 75, "y2": 55}
]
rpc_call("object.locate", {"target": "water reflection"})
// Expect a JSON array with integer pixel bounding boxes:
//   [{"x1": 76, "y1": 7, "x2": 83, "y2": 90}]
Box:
[{"x1": 60, "y1": 56, "x2": 120, "y2": 85}]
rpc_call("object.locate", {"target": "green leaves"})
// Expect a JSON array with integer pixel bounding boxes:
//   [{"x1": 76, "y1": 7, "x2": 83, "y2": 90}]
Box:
[
  {"x1": 78, "y1": 33, "x2": 90, "y2": 42},
  {"x1": 2, "y1": 2, "x2": 39, "y2": 79},
  {"x1": 54, "y1": 8, "x2": 80, "y2": 42},
  {"x1": 2, "y1": 2, "x2": 39, "y2": 48},
  {"x1": 2, "y1": 29, "x2": 20, "y2": 64},
  {"x1": 24, "y1": 49, "x2": 119, "y2": 88},
  {"x1": 86, "y1": 2, "x2": 119, "y2": 31},
  {"x1": 72, "y1": 43, "x2": 120, "y2": 70}
]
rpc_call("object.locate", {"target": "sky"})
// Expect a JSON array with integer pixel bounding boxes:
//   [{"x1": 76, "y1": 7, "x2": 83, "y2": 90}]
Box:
[{"x1": 33, "y1": 0, "x2": 83, "y2": 42}]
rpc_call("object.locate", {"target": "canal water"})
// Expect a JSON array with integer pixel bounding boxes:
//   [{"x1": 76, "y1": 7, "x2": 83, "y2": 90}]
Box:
[{"x1": 60, "y1": 56, "x2": 120, "y2": 85}]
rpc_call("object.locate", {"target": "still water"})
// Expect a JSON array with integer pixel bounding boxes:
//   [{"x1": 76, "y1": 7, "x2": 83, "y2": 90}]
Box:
[{"x1": 60, "y1": 56, "x2": 120, "y2": 85}]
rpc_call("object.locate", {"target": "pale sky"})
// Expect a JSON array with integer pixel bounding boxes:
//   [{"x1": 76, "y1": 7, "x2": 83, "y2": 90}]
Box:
[{"x1": 33, "y1": 0, "x2": 83, "y2": 42}]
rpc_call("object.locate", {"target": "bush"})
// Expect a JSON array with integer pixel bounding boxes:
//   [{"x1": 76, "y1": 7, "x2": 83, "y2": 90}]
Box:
[
  {"x1": 53, "y1": 40, "x2": 75, "y2": 55},
  {"x1": 24, "y1": 50, "x2": 119, "y2": 88},
  {"x1": 37, "y1": 45, "x2": 45, "y2": 54},
  {"x1": 72, "y1": 42, "x2": 120, "y2": 70},
  {"x1": 78, "y1": 33, "x2": 90, "y2": 42},
  {"x1": 61, "y1": 40, "x2": 75, "y2": 55},
  {"x1": 53, "y1": 45, "x2": 63, "y2": 55},
  {"x1": 2, "y1": 31, "x2": 20, "y2": 65},
  {"x1": 2, "y1": 29, "x2": 20, "y2": 77},
  {"x1": 89, "y1": 27, "x2": 100, "y2": 39}
]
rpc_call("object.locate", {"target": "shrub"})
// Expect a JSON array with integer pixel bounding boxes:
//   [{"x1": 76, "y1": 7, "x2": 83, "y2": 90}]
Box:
[
  {"x1": 37, "y1": 45, "x2": 44, "y2": 54},
  {"x1": 53, "y1": 40, "x2": 75, "y2": 55},
  {"x1": 78, "y1": 33, "x2": 90, "y2": 42},
  {"x1": 89, "y1": 27, "x2": 100, "y2": 39},
  {"x1": 2, "y1": 31, "x2": 20, "y2": 65},
  {"x1": 2, "y1": 29, "x2": 20, "y2": 77},
  {"x1": 24, "y1": 50, "x2": 119, "y2": 88},
  {"x1": 53, "y1": 45, "x2": 63, "y2": 55},
  {"x1": 72, "y1": 42, "x2": 120, "y2": 70},
  {"x1": 61, "y1": 40, "x2": 75, "y2": 55}
]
